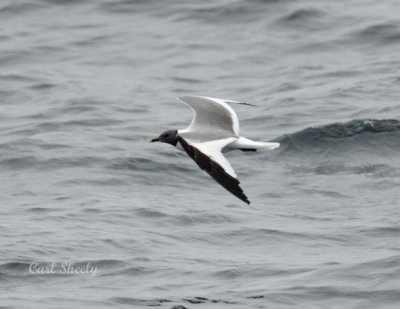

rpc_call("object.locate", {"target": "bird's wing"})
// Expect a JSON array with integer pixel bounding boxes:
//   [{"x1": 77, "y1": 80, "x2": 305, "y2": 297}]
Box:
[
  {"x1": 177, "y1": 136, "x2": 250, "y2": 204},
  {"x1": 178, "y1": 96, "x2": 240, "y2": 136}
]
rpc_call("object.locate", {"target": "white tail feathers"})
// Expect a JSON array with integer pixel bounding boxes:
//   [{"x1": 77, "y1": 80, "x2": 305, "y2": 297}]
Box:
[{"x1": 229, "y1": 136, "x2": 280, "y2": 151}]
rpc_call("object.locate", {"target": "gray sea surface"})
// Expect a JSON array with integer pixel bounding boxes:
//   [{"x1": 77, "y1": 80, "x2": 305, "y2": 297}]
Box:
[{"x1": 1, "y1": 0, "x2": 400, "y2": 308}]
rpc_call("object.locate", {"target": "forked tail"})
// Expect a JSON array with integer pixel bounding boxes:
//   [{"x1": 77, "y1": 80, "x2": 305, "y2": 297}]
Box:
[{"x1": 230, "y1": 136, "x2": 280, "y2": 151}]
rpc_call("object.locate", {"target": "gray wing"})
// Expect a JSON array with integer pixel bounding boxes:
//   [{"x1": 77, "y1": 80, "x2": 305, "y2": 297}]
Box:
[{"x1": 178, "y1": 96, "x2": 240, "y2": 136}]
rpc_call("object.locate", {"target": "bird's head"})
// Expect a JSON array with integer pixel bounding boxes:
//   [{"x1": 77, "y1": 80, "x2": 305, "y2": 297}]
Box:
[{"x1": 150, "y1": 129, "x2": 178, "y2": 146}]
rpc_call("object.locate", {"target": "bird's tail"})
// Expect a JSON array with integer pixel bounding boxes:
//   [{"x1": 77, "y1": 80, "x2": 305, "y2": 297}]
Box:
[{"x1": 231, "y1": 136, "x2": 280, "y2": 151}]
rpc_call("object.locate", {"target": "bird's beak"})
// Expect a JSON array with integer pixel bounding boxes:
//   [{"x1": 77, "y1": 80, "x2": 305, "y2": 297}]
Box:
[{"x1": 149, "y1": 138, "x2": 159, "y2": 143}]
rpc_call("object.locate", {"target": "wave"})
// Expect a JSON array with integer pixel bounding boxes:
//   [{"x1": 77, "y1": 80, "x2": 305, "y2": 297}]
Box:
[
  {"x1": 351, "y1": 21, "x2": 400, "y2": 45},
  {"x1": 276, "y1": 119, "x2": 400, "y2": 160},
  {"x1": 276, "y1": 7, "x2": 325, "y2": 29}
]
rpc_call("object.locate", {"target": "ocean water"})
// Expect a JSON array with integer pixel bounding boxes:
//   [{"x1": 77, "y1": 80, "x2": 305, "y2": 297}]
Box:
[{"x1": 1, "y1": 0, "x2": 400, "y2": 308}]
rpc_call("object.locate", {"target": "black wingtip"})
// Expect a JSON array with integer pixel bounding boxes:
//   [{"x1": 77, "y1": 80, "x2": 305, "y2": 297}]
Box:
[
  {"x1": 236, "y1": 102, "x2": 257, "y2": 107},
  {"x1": 241, "y1": 194, "x2": 251, "y2": 205},
  {"x1": 236, "y1": 194, "x2": 251, "y2": 205},
  {"x1": 178, "y1": 136, "x2": 252, "y2": 205},
  {"x1": 237, "y1": 190, "x2": 251, "y2": 205}
]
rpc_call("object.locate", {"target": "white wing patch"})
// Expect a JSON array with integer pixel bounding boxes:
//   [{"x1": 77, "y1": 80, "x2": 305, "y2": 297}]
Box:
[
  {"x1": 189, "y1": 137, "x2": 237, "y2": 178},
  {"x1": 177, "y1": 136, "x2": 250, "y2": 204}
]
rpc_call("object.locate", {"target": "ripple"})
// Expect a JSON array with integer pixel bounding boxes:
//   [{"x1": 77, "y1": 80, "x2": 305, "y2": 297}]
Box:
[
  {"x1": 0, "y1": 2, "x2": 43, "y2": 14},
  {"x1": 351, "y1": 21, "x2": 400, "y2": 45},
  {"x1": 111, "y1": 297, "x2": 173, "y2": 306},
  {"x1": 276, "y1": 7, "x2": 325, "y2": 29},
  {"x1": 281, "y1": 8, "x2": 323, "y2": 22}
]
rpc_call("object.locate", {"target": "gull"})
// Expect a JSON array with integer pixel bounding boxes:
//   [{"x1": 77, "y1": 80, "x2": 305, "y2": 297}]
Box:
[{"x1": 150, "y1": 96, "x2": 280, "y2": 204}]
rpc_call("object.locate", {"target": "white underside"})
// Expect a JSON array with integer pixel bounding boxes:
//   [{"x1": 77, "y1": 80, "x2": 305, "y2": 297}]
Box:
[
  {"x1": 227, "y1": 136, "x2": 280, "y2": 151},
  {"x1": 176, "y1": 96, "x2": 280, "y2": 180},
  {"x1": 184, "y1": 137, "x2": 238, "y2": 178},
  {"x1": 177, "y1": 135, "x2": 280, "y2": 179}
]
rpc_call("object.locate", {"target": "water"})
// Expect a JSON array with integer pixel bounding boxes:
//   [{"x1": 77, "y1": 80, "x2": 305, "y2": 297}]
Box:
[{"x1": 1, "y1": 0, "x2": 400, "y2": 308}]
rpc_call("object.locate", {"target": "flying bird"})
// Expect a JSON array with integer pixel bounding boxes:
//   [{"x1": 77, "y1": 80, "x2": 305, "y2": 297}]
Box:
[{"x1": 150, "y1": 96, "x2": 279, "y2": 204}]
